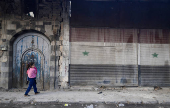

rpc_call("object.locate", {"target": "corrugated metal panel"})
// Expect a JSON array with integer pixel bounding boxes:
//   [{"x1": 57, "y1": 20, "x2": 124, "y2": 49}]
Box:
[
  {"x1": 70, "y1": 65, "x2": 138, "y2": 86},
  {"x1": 140, "y1": 29, "x2": 170, "y2": 86},
  {"x1": 140, "y1": 29, "x2": 170, "y2": 44},
  {"x1": 70, "y1": 28, "x2": 138, "y2": 86},
  {"x1": 70, "y1": 43, "x2": 137, "y2": 65},
  {"x1": 140, "y1": 66, "x2": 170, "y2": 86},
  {"x1": 70, "y1": 28, "x2": 138, "y2": 43}
]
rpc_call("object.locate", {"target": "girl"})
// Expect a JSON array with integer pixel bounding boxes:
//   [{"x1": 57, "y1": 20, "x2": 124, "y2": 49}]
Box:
[
  {"x1": 26, "y1": 63, "x2": 37, "y2": 84},
  {"x1": 24, "y1": 62, "x2": 40, "y2": 96}
]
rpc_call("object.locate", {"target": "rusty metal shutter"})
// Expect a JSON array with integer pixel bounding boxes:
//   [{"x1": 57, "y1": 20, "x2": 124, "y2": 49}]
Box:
[
  {"x1": 70, "y1": 28, "x2": 138, "y2": 86},
  {"x1": 140, "y1": 29, "x2": 170, "y2": 86}
]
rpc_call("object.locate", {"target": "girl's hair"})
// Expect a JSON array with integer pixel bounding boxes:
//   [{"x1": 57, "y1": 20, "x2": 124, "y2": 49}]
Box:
[{"x1": 27, "y1": 62, "x2": 34, "y2": 70}]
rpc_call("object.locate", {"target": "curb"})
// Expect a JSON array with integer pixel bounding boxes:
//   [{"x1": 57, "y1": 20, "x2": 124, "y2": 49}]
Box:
[{"x1": 1, "y1": 100, "x2": 170, "y2": 105}]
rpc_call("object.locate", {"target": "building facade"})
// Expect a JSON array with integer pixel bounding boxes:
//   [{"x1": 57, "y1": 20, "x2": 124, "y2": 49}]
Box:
[
  {"x1": 0, "y1": 0, "x2": 70, "y2": 90},
  {"x1": 0, "y1": 0, "x2": 170, "y2": 90},
  {"x1": 69, "y1": 0, "x2": 170, "y2": 87}
]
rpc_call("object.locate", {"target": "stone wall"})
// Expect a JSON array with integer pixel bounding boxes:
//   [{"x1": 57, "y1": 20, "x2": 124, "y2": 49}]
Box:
[
  {"x1": 0, "y1": 0, "x2": 70, "y2": 89},
  {"x1": 58, "y1": 1, "x2": 70, "y2": 89}
]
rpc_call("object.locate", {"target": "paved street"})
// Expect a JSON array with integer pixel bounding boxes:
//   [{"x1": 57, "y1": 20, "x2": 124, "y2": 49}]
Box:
[
  {"x1": 0, "y1": 87, "x2": 170, "y2": 105},
  {"x1": 0, "y1": 103, "x2": 170, "y2": 108}
]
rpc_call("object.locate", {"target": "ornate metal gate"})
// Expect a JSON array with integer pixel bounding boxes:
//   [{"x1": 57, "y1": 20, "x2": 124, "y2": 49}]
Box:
[{"x1": 13, "y1": 33, "x2": 50, "y2": 89}]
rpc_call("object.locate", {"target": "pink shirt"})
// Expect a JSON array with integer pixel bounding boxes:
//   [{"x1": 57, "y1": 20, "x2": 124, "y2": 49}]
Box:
[
  {"x1": 27, "y1": 67, "x2": 37, "y2": 78},
  {"x1": 27, "y1": 67, "x2": 37, "y2": 74}
]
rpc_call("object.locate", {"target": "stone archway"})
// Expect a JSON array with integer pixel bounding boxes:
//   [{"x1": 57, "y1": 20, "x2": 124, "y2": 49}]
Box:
[{"x1": 12, "y1": 32, "x2": 51, "y2": 90}]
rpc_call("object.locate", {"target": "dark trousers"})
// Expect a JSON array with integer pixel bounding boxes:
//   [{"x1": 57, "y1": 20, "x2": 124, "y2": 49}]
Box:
[{"x1": 25, "y1": 78, "x2": 37, "y2": 95}]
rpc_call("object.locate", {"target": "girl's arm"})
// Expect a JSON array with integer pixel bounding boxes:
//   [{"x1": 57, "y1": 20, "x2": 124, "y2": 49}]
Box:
[{"x1": 34, "y1": 67, "x2": 37, "y2": 74}]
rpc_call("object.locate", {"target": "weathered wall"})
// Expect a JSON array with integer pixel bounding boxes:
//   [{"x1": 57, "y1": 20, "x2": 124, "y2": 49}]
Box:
[
  {"x1": 0, "y1": 0, "x2": 70, "y2": 89},
  {"x1": 58, "y1": 1, "x2": 70, "y2": 89},
  {"x1": 70, "y1": 28, "x2": 138, "y2": 86},
  {"x1": 139, "y1": 29, "x2": 170, "y2": 86},
  {"x1": 70, "y1": 28, "x2": 170, "y2": 87},
  {"x1": 70, "y1": 0, "x2": 170, "y2": 87}
]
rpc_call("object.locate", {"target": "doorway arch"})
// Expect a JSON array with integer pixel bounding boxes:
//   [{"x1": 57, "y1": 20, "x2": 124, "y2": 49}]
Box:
[{"x1": 13, "y1": 32, "x2": 51, "y2": 90}]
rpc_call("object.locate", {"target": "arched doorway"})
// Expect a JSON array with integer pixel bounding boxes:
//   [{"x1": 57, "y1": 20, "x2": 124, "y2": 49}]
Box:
[
  {"x1": 13, "y1": 33, "x2": 50, "y2": 90},
  {"x1": 21, "y1": 48, "x2": 45, "y2": 89}
]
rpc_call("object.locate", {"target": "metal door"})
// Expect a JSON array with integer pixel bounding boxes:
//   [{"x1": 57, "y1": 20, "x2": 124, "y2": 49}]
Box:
[
  {"x1": 13, "y1": 33, "x2": 50, "y2": 89},
  {"x1": 21, "y1": 50, "x2": 44, "y2": 89},
  {"x1": 139, "y1": 29, "x2": 170, "y2": 86},
  {"x1": 70, "y1": 28, "x2": 138, "y2": 86}
]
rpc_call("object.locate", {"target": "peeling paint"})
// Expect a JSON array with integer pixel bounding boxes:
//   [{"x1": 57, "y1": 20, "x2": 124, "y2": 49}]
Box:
[{"x1": 13, "y1": 33, "x2": 50, "y2": 89}]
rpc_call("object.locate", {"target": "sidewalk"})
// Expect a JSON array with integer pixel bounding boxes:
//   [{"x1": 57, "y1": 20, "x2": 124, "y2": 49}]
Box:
[{"x1": 0, "y1": 87, "x2": 170, "y2": 104}]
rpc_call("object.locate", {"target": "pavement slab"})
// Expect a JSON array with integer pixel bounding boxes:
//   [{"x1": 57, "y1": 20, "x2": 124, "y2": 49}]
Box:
[{"x1": 0, "y1": 88, "x2": 170, "y2": 104}]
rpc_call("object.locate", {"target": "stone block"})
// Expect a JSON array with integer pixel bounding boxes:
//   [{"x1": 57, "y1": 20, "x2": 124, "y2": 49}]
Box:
[
  {"x1": 51, "y1": 41, "x2": 55, "y2": 46},
  {"x1": 50, "y1": 55, "x2": 56, "y2": 61},
  {"x1": 40, "y1": 29, "x2": 46, "y2": 33},
  {"x1": 2, "y1": 72, "x2": 8, "y2": 77},
  {"x1": 2, "y1": 51, "x2": 8, "y2": 56},
  {"x1": 7, "y1": 21, "x2": 16, "y2": 30},
  {"x1": 60, "y1": 76, "x2": 68, "y2": 82},
  {"x1": 12, "y1": 21, "x2": 22, "y2": 29},
  {"x1": 52, "y1": 21, "x2": 60, "y2": 25},
  {"x1": 56, "y1": 35, "x2": 60, "y2": 41},
  {"x1": 30, "y1": 25, "x2": 35, "y2": 29},
  {"x1": 20, "y1": 21, "x2": 26, "y2": 26},
  {"x1": 50, "y1": 77, "x2": 55, "y2": 90},
  {"x1": 1, "y1": 67, "x2": 9, "y2": 72},
  {"x1": 1, "y1": 78, "x2": 9, "y2": 89},
  {"x1": 50, "y1": 51, "x2": 55, "y2": 56},
  {"x1": 43, "y1": 22, "x2": 52, "y2": 25},
  {"x1": 56, "y1": 51, "x2": 61, "y2": 56},
  {"x1": 63, "y1": 46, "x2": 69, "y2": 52},
  {"x1": 56, "y1": 45, "x2": 60, "y2": 50},
  {"x1": 45, "y1": 25, "x2": 53, "y2": 36},
  {"x1": 56, "y1": 41, "x2": 61, "y2": 45},
  {"x1": 26, "y1": 26, "x2": 30, "y2": 29},
  {"x1": 36, "y1": 21, "x2": 43, "y2": 25},
  {"x1": 52, "y1": 25, "x2": 59, "y2": 31},
  {"x1": 1, "y1": 56, "x2": 8, "y2": 62},
  {"x1": 50, "y1": 67, "x2": 55, "y2": 76},
  {"x1": 7, "y1": 30, "x2": 16, "y2": 35},
  {"x1": 51, "y1": 45, "x2": 55, "y2": 51},
  {"x1": 59, "y1": 35, "x2": 63, "y2": 41},
  {"x1": 35, "y1": 27, "x2": 41, "y2": 31},
  {"x1": 7, "y1": 35, "x2": 12, "y2": 40},
  {"x1": 50, "y1": 61, "x2": 55, "y2": 66},
  {"x1": 59, "y1": 59, "x2": 64, "y2": 66},
  {"x1": 63, "y1": 40, "x2": 69, "y2": 45},
  {"x1": 60, "y1": 45, "x2": 63, "y2": 51}
]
